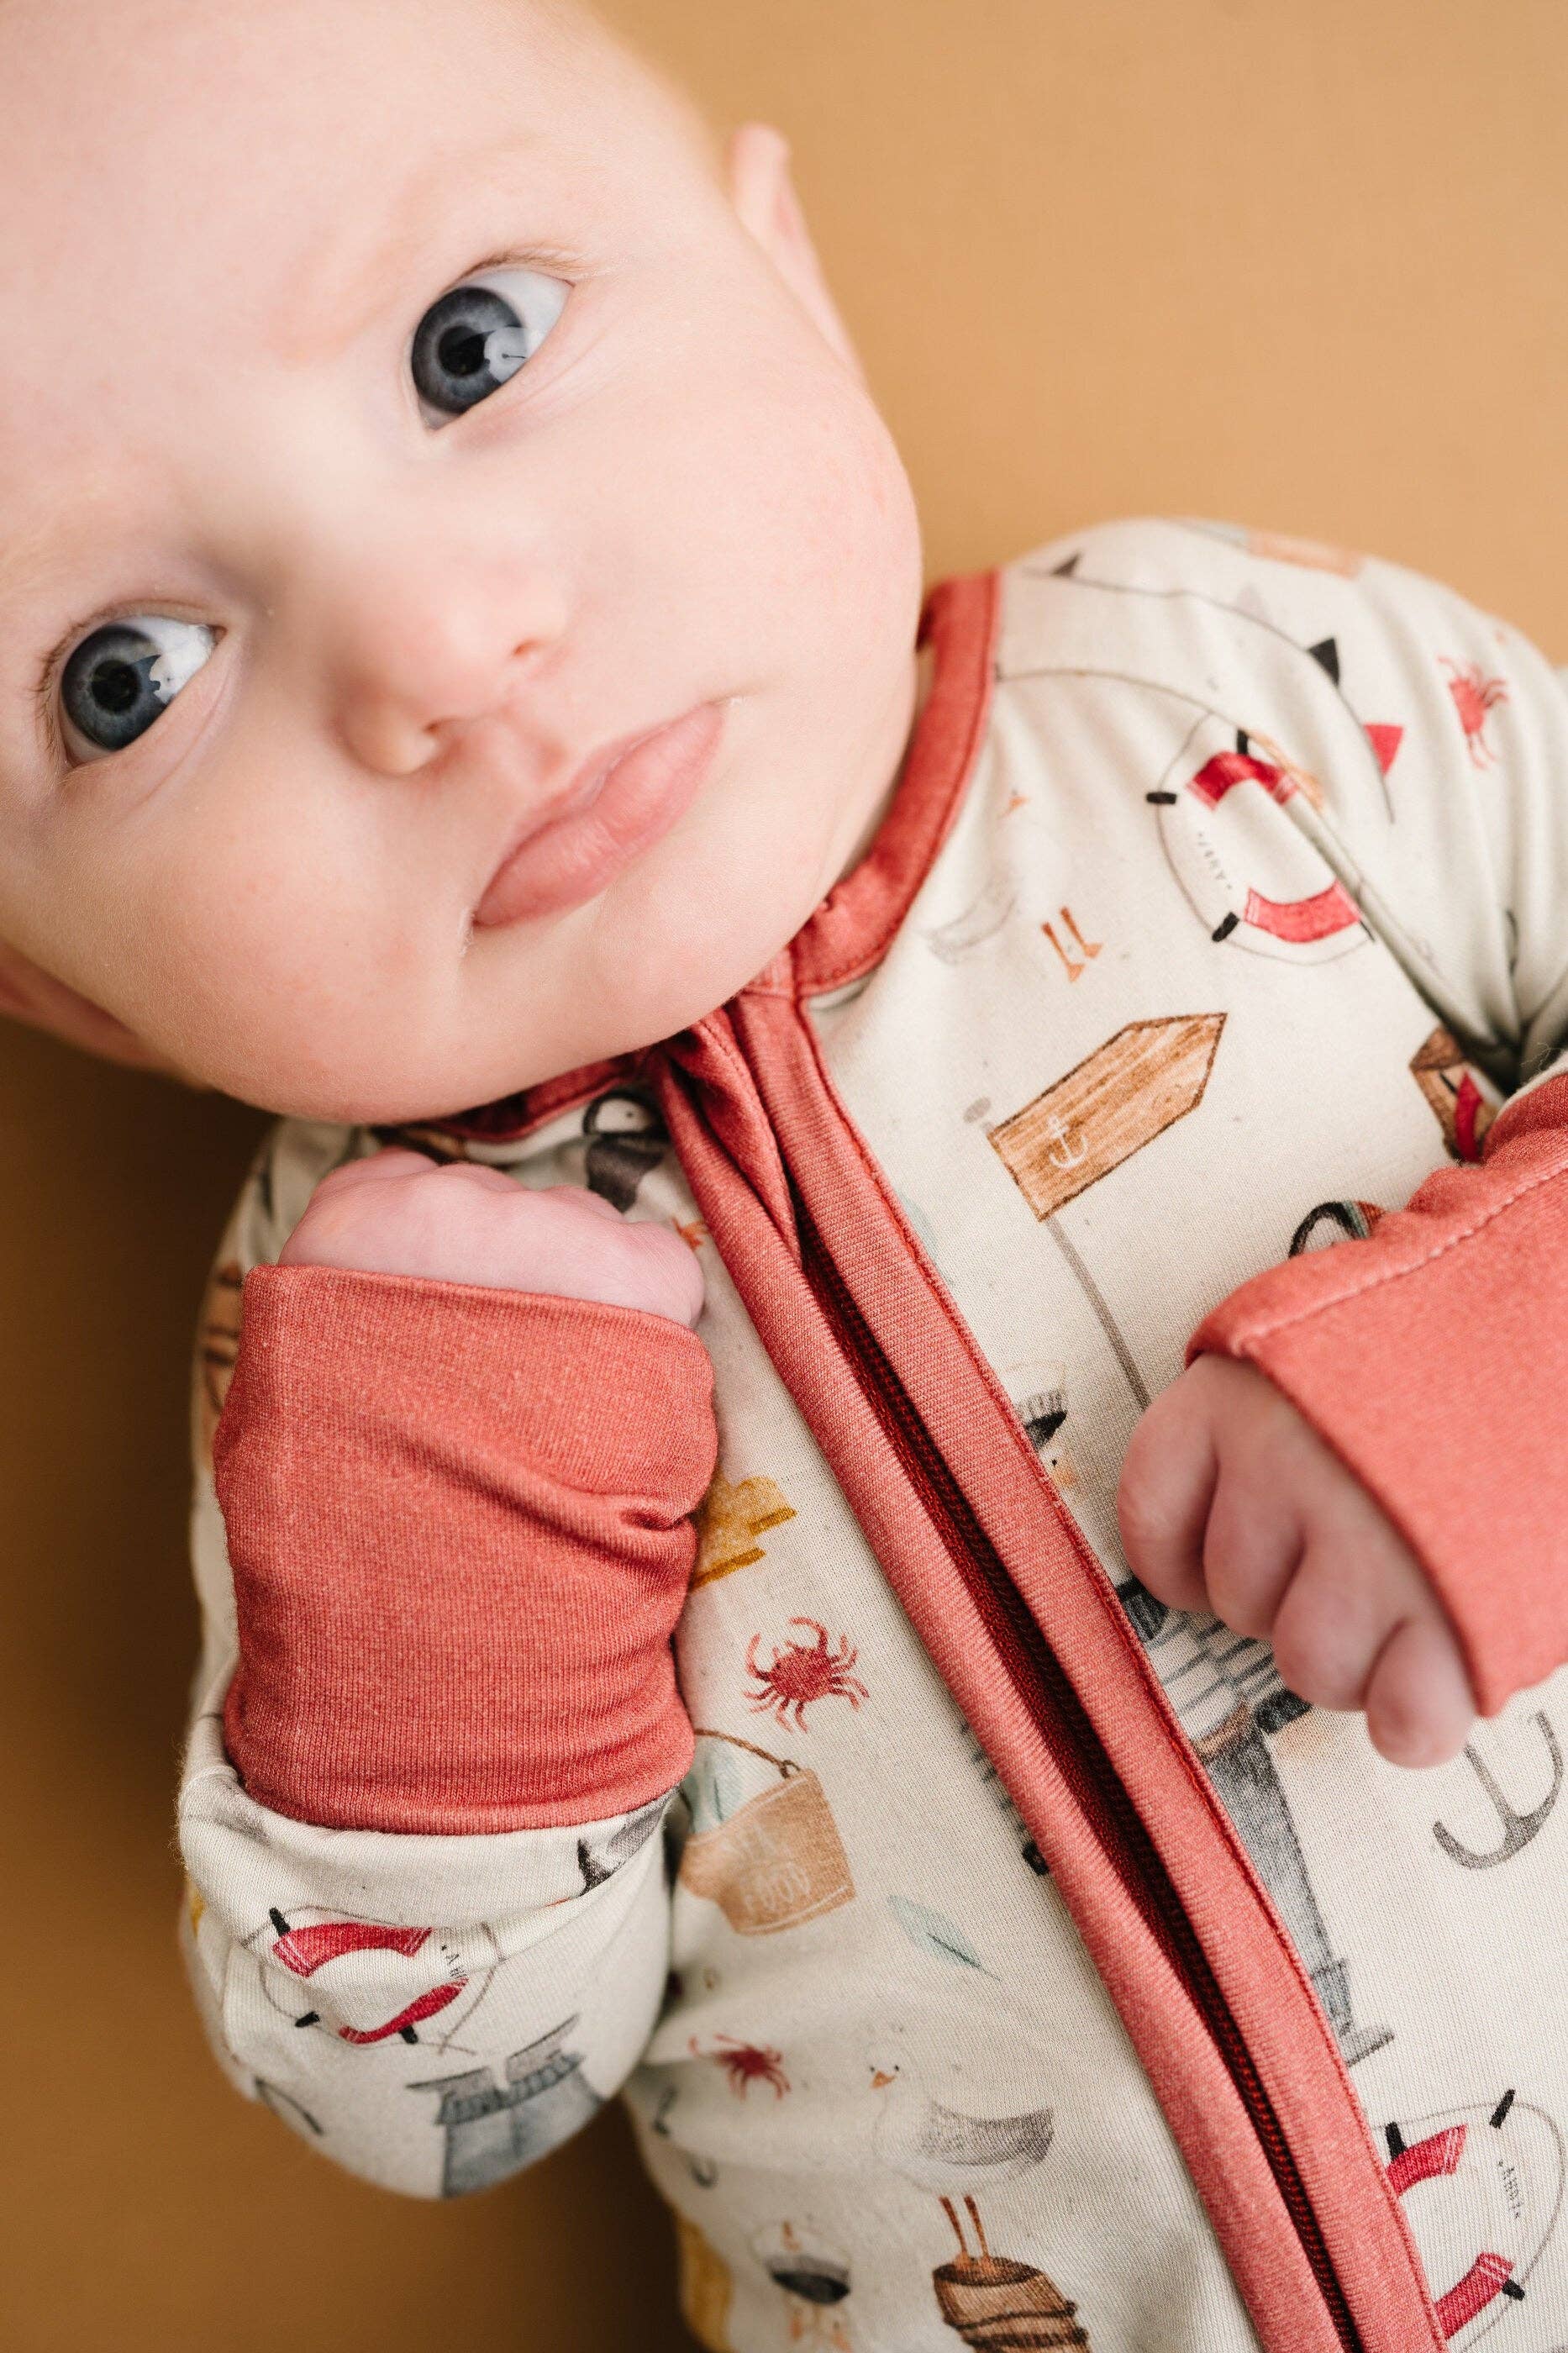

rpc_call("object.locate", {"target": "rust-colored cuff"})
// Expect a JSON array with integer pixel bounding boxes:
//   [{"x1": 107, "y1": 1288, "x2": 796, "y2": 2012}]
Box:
[{"x1": 214, "y1": 1264, "x2": 716, "y2": 1832}]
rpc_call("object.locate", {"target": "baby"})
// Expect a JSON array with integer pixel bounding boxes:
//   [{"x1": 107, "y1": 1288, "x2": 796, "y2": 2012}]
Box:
[{"x1": 5, "y1": 0, "x2": 1567, "y2": 2346}]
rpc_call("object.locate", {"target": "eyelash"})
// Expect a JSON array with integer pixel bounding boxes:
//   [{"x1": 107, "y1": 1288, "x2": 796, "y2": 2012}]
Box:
[{"x1": 32, "y1": 601, "x2": 108, "y2": 768}]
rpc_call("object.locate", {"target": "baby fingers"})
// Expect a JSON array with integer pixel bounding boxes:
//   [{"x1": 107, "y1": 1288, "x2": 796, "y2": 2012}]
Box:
[
  {"x1": 1362, "y1": 1613, "x2": 1476, "y2": 1771},
  {"x1": 1267, "y1": 1522, "x2": 1476, "y2": 1771},
  {"x1": 1115, "y1": 1384, "x2": 1219, "y2": 1615},
  {"x1": 1197, "y1": 1469, "x2": 1305, "y2": 1641},
  {"x1": 1269, "y1": 1539, "x2": 1407, "y2": 1713}
]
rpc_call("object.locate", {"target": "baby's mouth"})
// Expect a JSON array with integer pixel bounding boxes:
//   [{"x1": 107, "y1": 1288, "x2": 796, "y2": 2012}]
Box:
[{"x1": 472, "y1": 701, "x2": 726, "y2": 929}]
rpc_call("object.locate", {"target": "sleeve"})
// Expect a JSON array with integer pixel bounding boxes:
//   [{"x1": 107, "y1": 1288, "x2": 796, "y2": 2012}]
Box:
[
  {"x1": 176, "y1": 1125, "x2": 718, "y2": 2197},
  {"x1": 1182, "y1": 544, "x2": 1568, "y2": 1720}
]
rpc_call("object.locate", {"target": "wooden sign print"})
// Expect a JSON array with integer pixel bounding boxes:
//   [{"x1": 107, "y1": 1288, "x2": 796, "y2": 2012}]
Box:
[{"x1": 990, "y1": 1014, "x2": 1226, "y2": 1219}]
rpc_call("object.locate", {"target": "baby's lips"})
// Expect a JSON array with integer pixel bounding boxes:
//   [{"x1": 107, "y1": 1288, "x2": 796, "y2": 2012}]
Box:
[{"x1": 472, "y1": 701, "x2": 726, "y2": 929}]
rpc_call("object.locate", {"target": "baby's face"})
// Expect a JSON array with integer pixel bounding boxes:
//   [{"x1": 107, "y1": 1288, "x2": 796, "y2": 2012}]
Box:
[{"x1": 0, "y1": 0, "x2": 922, "y2": 1120}]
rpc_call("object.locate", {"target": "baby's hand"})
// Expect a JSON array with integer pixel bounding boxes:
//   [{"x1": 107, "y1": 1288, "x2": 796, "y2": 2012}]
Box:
[
  {"x1": 280, "y1": 1150, "x2": 703, "y2": 1328},
  {"x1": 1116, "y1": 1356, "x2": 1475, "y2": 1770}
]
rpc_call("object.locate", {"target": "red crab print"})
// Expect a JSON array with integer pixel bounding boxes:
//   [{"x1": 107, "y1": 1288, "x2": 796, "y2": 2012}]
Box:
[
  {"x1": 1440, "y1": 659, "x2": 1508, "y2": 768},
  {"x1": 690, "y1": 2032, "x2": 791, "y2": 2099},
  {"x1": 745, "y1": 1618, "x2": 870, "y2": 1731}
]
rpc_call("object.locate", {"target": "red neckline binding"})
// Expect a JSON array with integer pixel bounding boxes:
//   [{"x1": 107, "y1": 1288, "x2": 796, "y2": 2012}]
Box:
[
  {"x1": 788, "y1": 568, "x2": 999, "y2": 998},
  {"x1": 423, "y1": 569, "x2": 1000, "y2": 1145}
]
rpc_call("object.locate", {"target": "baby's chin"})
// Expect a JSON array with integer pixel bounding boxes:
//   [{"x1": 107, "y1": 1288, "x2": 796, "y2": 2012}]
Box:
[{"x1": 185, "y1": 996, "x2": 687, "y2": 1129}]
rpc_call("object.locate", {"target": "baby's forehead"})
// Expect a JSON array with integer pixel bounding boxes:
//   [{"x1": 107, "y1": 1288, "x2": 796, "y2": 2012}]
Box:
[
  {"x1": 0, "y1": 0, "x2": 704, "y2": 478},
  {"x1": 1, "y1": 0, "x2": 689, "y2": 294}
]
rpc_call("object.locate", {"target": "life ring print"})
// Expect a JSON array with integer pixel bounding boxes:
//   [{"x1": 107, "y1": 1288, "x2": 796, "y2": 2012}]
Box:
[
  {"x1": 245, "y1": 1905, "x2": 501, "y2": 2050},
  {"x1": 1148, "y1": 720, "x2": 1367, "y2": 966},
  {"x1": 1381, "y1": 2091, "x2": 1564, "y2": 2342}
]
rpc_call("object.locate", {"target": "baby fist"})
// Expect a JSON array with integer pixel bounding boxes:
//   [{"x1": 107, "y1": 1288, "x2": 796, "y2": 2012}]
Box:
[
  {"x1": 1116, "y1": 1356, "x2": 1475, "y2": 1770},
  {"x1": 280, "y1": 1149, "x2": 703, "y2": 1327}
]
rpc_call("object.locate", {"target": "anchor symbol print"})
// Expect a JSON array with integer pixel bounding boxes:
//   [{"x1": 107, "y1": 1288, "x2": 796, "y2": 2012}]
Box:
[
  {"x1": 1043, "y1": 1115, "x2": 1087, "y2": 1171},
  {"x1": 1434, "y1": 1713, "x2": 1564, "y2": 1870},
  {"x1": 1041, "y1": 905, "x2": 1102, "y2": 983}
]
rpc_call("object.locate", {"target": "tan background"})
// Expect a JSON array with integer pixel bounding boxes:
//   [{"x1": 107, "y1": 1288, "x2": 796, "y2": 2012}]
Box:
[{"x1": 3, "y1": 3, "x2": 1565, "y2": 2348}]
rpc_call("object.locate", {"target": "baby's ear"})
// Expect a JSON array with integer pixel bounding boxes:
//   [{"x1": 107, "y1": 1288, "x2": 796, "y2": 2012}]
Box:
[
  {"x1": 0, "y1": 940, "x2": 176, "y2": 1075},
  {"x1": 724, "y1": 123, "x2": 865, "y2": 382}
]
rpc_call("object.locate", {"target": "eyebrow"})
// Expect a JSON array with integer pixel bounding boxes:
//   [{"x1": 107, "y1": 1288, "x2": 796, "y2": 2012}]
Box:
[{"x1": 271, "y1": 130, "x2": 550, "y2": 366}]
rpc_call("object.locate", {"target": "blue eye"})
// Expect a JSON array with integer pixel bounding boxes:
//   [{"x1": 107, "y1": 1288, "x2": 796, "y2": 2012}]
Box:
[
  {"x1": 58, "y1": 615, "x2": 217, "y2": 761},
  {"x1": 409, "y1": 264, "x2": 569, "y2": 423}
]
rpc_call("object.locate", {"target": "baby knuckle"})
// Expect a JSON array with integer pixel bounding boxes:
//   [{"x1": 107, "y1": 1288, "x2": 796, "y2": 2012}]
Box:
[
  {"x1": 1202, "y1": 1550, "x2": 1260, "y2": 1638},
  {"x1": 1113, "y1": 1471, "x2": 1169, "y2": 1570},
  {"x1": 1271, "y1": 1616, "x2": 1353, "y2": 1709},
  {"x1": 622, "y1": 1221, "x2": 704, "y2": 1320}
]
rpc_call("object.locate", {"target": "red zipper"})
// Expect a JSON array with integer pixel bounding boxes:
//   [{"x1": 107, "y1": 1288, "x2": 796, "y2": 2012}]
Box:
[{"x1": 793, "y1": 1193, "x2": 1364, "y2": 2353}]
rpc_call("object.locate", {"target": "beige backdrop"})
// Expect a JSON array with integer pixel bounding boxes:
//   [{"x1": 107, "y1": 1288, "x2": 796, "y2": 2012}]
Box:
[{"x1": 3, "y1": 5, "x2": 1565, "y2": 2349}]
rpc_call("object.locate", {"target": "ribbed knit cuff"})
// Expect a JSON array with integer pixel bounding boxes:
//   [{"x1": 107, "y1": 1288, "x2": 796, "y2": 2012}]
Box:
[{"x1": 214, "y1": 1265, "x2": 716, "y2": 1832}]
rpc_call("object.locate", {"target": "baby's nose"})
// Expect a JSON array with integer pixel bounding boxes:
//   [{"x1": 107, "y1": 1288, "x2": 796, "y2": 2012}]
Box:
[{"x1": 331, "y1": 577, "x2": 565, "y2": 778}]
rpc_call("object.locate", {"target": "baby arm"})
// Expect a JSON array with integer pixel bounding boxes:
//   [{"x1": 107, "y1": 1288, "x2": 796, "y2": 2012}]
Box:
[
  {"x1": 179, "y1": 1147, "x2": 715, "y2": 2194},
  {"x1": 1110, "y1": 530, "x2": 1568, "y2": 1777}
]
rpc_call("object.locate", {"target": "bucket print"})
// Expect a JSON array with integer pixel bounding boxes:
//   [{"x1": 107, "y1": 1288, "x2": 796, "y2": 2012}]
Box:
[{"x1": 681, "y1": 1730, "x2": 855, "y2": 1935}]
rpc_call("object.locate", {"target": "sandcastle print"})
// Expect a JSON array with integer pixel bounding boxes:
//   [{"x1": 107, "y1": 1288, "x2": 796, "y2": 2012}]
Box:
[
  {"x1": 680, "y1": 1728, "x2": 855, "y2": 1935},
  {"x1": 692, "y1": 1468, "x2": 798, "y2": 1590},
  {"x1": 1412, "y1": 1026, "x2": 1500, "y2": 1162}
]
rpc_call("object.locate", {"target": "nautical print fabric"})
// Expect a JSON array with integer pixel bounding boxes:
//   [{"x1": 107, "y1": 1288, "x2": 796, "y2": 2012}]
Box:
[{"x1": 181, "y1": 519, "x2": 1568, "y2": 2350}]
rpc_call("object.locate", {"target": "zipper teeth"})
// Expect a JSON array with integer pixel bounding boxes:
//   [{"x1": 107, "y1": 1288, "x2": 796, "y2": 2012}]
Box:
[{"x1": 797, "y1": 1208, "x2": 1362, "y2": 2353}]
